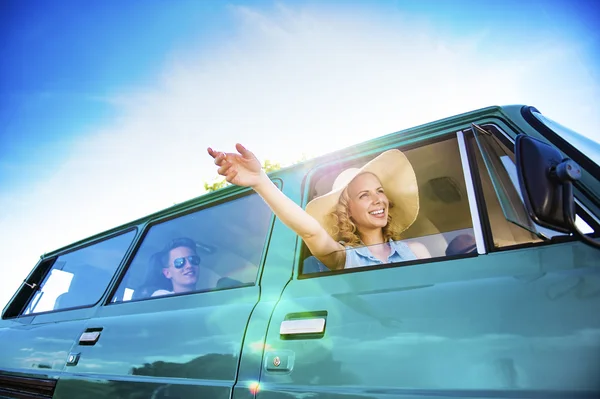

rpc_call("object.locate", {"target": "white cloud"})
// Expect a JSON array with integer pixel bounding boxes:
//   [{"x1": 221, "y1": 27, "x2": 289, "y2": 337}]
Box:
[{"x1": 1, "y1": 3, "x2": 599, "y2": 309}]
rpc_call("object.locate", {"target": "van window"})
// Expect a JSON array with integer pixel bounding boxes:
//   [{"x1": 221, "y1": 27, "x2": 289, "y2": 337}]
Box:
[
  {"x1": 23, "y1": 230, "x2": 136, "y2": 314},
  {"x1": 468, "y1": 124, "x2": 594, "y2": 249},
  {"x1": 112, "y1": 193, "x2": 273, "y2": 302},
  {"x1": 301, "y1": 136, "x2": 475, "y2": 274}
]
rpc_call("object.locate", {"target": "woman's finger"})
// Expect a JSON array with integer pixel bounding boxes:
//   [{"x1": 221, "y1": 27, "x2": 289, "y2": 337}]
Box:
[
  {"x1": 236, "y1": 143, "x2": 254, "y2": 159},
  {"x1": 226, "y1": 169, "x2": 238, "y2": 183},
  {"x1": 213, "y1": 152, "x2": 225, "y2": 166},
  {"x1": 218, "y1": 162, "x2": 232, "y2": 176},
  {"x1": 208, "y1": 147, "x2": 223, "y2": 160}
]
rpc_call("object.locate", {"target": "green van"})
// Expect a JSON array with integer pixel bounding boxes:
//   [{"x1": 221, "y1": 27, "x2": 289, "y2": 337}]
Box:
[{"x1": 1, "y1": 105, "x2": 599, "y2": 398}]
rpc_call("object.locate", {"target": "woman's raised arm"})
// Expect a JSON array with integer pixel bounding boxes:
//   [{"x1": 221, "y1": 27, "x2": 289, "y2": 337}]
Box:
[{"x1": 208, "y1": 144, "x2": 345, "y2": 270}]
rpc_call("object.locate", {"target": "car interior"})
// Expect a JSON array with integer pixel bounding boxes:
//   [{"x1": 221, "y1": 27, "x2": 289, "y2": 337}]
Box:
[
  {"x1": 113, "y1": 194, "x2": 273, "y2": 301},
  {"x1": 302, "y1": 136, "x2": 476, "y2": 273}
]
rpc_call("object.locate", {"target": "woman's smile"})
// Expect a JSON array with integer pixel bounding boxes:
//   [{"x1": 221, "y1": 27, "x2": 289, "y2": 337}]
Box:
[{"x1": 368, "y1": 208, "x2": 386, "y2": 218}]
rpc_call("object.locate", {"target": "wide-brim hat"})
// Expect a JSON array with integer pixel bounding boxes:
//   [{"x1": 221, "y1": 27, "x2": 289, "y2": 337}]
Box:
[{"x1": 305, "y1": 149, "x2": 419, "y2": 238}]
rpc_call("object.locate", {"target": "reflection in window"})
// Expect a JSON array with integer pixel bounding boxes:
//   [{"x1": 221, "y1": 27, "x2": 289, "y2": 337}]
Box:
[
  {"x1": 112, "y1": 193, "x2": 273, "y2": 302},
  {"x1": 24, "y1": 230, "x2": 136, "y2": 314},
  {"x1": 27, "y1": 269, "x2": 73, "y2": 313},
  {"x1": 302, "y1": 137, "x2": 475, "y2": 274}
]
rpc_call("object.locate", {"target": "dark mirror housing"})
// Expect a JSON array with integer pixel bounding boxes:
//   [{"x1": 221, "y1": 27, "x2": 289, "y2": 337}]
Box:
[
  {"x1": 515, "y1": 134, "x2": 572, "y2": 232},
  {"x1": 515, "y1": 134, "x2": 599, "y2": 250}
]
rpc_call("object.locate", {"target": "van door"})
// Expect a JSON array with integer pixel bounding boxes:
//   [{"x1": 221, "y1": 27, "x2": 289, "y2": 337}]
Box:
[
  {"x1": 0, "y1": 306, "x2": 91, "y2": 399},
  {"x1": 256, "y1": 131, "x2": 600, "y2": 397},
  {"x1": 0, "y1": 229, "x2": 136, "y2": 398},
  {"x1": 52, "y1": 192, "x2": 278, "y2": 399}
]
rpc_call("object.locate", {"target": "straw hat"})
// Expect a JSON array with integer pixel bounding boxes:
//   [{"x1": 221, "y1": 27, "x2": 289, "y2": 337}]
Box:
[{"x1": 305, "y1": 149, "x2": 419, "y2": 238}]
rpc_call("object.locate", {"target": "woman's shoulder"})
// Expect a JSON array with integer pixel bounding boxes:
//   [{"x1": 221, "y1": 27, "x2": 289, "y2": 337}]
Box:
[
  {"x1": 399, "y1": 240, "x2": 431, "y2": 259},
  {"x1": 339, "y1": 241, "x2": 363, "y2": 253}
]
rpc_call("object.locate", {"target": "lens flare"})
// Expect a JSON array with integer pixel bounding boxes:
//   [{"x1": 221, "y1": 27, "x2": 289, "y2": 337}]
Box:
[{"x1": 249, "y1": 381, "x2": 260, "y2": 395}]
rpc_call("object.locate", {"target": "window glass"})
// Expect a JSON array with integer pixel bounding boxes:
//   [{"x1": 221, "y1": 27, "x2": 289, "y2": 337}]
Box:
[
  {"x1": 301, "y1": 136, "x2": 475, "y2": 274},
  {"x1": 469, "y1": 127, "x2": 546, "y2": 248},
  {"x1": 112, "y1": 193, "x2": 273, "y2": 302},
  {"x1": 468, "y1": 125, "x2": 593, "y2": 249},
  {"x1": 24, "y1": 230, "x2": 136, "y2": 314},
  {"x1": 471, "y1": 123, "x2": 540, "y2": 236},
  {"x1": 531, "y1": 111, "x2": 600, "y2": 164}
]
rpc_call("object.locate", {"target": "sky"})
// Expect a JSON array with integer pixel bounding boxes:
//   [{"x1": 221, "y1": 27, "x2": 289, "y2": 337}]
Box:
[{"x1": 1, "y1": 0, "x2": 599, "y2": 309}]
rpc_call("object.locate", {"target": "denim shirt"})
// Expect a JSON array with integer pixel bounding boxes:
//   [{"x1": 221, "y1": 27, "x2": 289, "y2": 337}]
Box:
[{"x1": 344, "y1": 239, "x2": 417, "y2": 269}]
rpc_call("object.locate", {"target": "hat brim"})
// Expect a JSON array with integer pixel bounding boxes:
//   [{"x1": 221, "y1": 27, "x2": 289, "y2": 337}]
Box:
[{"x1": 305, "y1": 149, "x2": 419, "y2": 238}]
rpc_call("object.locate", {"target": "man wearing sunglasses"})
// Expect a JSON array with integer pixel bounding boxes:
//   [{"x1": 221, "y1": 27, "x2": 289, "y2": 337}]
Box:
[{"x1": 151, "y1": 237, "x2": 201, "y2": 297}]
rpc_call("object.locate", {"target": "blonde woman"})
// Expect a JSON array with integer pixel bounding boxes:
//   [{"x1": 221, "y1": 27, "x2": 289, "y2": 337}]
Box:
[{"x1": 207, "y1": 144, "x2": 430, "y2": 270}]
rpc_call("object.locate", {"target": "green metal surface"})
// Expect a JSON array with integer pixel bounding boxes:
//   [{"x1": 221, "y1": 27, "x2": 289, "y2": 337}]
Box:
[
  {"x1": 0, "y1": 104, "x2": 598, "y2": 398},
  {"x1": 53, "y1": 287, "x2": 262, "y2": 398},
  {"x1": 0, "y1": 308, "x2": 94, "y2": 395},
  {"x1": 257, "y1": 241, "x2": 600, "y2": 398}
]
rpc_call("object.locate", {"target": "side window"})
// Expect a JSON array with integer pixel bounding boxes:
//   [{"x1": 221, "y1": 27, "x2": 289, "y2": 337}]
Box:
[
  {"x1": 24, "y1": 230, "x2": 136, "y2": 314},
  {"x1": 468, "y1": 123, "x2": 595, "y2": 249},
  {"x1": 112, "y1": 193, "x2": 273, "y2": 302},
  {"x1": 301, "y1": 135, "x2": 475, "y2": 274}
]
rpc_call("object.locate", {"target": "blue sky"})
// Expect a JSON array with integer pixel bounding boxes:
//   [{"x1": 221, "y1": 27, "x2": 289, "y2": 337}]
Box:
[
  {"x1": 1, "y1": 1, "x2": 230, "y2": 187},
  {"x1": 1, "y1": 0, "x2": 599, "y2": 308}
]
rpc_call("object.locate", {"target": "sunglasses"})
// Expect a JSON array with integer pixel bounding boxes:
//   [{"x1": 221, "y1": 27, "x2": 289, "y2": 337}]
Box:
[{"x1": 173, "y1": 255, "x2": 201, "y2": 269}]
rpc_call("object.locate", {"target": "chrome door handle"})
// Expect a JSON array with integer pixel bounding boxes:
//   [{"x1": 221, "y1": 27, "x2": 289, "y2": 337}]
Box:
[
  {"x1": 280, "y1": 317, "x2": 325, "y2": 336},
  {"x1": 79, "y1": 328, "x2": 103, "y2": 345}
]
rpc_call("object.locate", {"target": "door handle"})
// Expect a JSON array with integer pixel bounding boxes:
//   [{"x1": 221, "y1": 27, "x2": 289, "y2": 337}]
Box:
[
  {"x1": 78, "y1": 327, "x2": 103, "y2": 345},
  {"x1": 280, "y1": 312, "x2": 326, "y2": 338}
]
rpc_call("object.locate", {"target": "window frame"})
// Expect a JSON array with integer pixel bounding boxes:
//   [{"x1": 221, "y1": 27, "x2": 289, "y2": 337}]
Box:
[
  {"x1": 464, "y1": 121, "x2": 599, "y2": 253},
  {"x1": 105, "y1": 186, "x2": 279, "y2": 305},
  {"x1": 2, "y1": 257, "x2": 55, "y2": 319},
  {"x1": 297, "y1": 132, "x2": 481, "y2": 279}
]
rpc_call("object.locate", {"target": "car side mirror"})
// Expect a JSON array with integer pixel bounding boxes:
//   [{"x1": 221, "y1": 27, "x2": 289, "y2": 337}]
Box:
[{"x1": 515, "y1": 134, "x2": 599, "y2": 250}]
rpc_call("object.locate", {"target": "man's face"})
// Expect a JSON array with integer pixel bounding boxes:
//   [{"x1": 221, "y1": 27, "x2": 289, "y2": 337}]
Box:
[{"x1": 162, "y1": 246, "x2": 199, "y2": 292}]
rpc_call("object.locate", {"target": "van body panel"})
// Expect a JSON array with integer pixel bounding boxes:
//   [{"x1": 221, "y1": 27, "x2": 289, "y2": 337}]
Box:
[
  {"x1": 231, "y1": 300, "x2": 280, "y2": 399},
  {"x1": 0, "y1": 308, "x2": 95, "y2": 395},
  {"x1": 257, "y1": 241, "x2": 600, "y2": 397},
  {"x1": 0, "y1": 321, "x2": 83, "y2": 398},
  {"x1": 0, "y1": 318, "x2": 85, "y2": 372},
  {"x1": 232, "y1": 181, "x2": 309, "y2": 398},
  {"x1": 52, "y1": 286, "x2": 262, "y2": 399}
]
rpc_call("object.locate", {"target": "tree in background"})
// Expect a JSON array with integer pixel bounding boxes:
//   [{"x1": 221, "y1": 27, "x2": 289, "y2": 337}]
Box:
[
  {"x1": 203, "y1": 154, "x2": 312, "y2": 193},
  {"x1": 203, "y1": 159, "x2": 282, "y2": 193},
  {"x1": 203, "y1": 179, "x2": 228, "y2": 193}
]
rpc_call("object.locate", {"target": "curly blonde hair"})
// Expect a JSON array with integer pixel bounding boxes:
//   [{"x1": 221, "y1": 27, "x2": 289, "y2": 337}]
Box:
[{"x1": 326, "y1": 186, "x2": 402, "y2": 247}]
